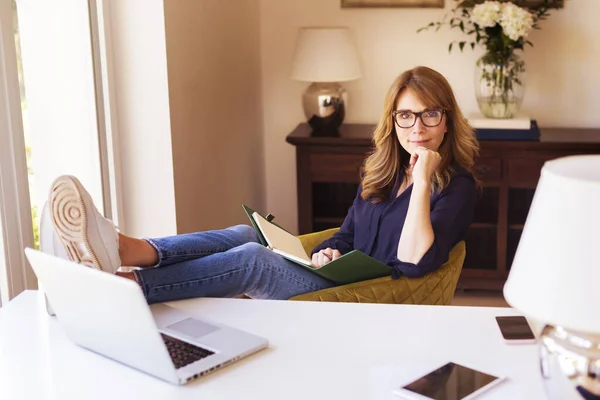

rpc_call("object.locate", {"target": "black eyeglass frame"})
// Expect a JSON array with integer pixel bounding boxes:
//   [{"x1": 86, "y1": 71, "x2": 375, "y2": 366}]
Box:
[{"x1": 392, "y1": 109, "x2": 446, "y2": 129}]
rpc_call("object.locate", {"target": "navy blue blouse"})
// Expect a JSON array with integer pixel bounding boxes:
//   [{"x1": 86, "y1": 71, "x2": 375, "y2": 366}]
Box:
[{"x1": 311, "y1": 168, "x2": 477, "y2": 278}]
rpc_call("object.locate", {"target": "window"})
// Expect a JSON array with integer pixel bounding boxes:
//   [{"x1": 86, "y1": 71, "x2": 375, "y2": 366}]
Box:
[{"x1": 0, "y1": 0, "x2": 118, "y2": 304}]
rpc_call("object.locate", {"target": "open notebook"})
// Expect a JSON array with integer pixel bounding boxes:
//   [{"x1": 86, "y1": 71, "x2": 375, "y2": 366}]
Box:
[
  {"x1": 252, "y1": 212, "x2": 313, "y2": 266},
  {"x1": 243, "y1": 205, "x2": 391, "y2": 285}
]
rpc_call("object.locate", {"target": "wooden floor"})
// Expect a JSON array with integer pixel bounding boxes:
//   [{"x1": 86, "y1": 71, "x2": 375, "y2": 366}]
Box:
[{"x1": 451, "y1": 289, "x2": 510, "y2": 307}]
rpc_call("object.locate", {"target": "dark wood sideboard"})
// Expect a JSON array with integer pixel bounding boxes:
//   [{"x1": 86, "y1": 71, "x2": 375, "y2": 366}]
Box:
[{"x1": 286, "y1": 123, "x2": 600, "y2": 291}]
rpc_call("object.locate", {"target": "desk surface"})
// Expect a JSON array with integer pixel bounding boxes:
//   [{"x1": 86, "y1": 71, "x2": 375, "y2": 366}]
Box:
[{"x1": 0, "y1": 291, "x2": 546, "y2": 399}]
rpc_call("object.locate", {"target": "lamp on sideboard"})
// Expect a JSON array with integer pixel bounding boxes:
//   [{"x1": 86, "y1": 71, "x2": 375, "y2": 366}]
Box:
[
  {"x1": 503, "y1": 155, "x2": 600, "y2": 400},
  {"x1": 291, "y1": 27, "x2": 361, "y2": 136}
]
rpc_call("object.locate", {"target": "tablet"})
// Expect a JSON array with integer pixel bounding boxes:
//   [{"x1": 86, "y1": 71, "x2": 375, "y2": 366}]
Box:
[{"x1": 393, "y1": 362, "x2": 505, "y2": 400}]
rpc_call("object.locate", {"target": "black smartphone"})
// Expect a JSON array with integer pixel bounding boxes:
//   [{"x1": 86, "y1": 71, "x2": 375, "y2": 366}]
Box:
[{"x1": 495, "y1": 316, "x2": 536, "y2": 344}]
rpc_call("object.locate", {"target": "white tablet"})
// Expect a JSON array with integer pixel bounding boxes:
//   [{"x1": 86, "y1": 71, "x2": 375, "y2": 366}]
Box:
[{"x1": 393, "y1": 362, "x2": 506, "y2": 400}]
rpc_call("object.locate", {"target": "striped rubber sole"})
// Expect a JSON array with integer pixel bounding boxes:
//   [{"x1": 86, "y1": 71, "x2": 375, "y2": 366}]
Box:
[{"x1": 49, "y1": 176, "x2": 102, "y2": 271}]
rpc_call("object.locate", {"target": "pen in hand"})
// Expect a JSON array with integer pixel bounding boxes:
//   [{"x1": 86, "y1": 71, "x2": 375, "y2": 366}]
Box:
[{"x1": 312, "y1": 249, "x2": 341, "y2": 268}]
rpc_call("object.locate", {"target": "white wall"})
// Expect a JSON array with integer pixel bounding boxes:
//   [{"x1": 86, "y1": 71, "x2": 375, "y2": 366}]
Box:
[
  {"x1": 259, "y1": 0, "x2": 600, "y2": 234},
  {"x1": 108, "y1": 0, "x2": 177, "y2": 238}
]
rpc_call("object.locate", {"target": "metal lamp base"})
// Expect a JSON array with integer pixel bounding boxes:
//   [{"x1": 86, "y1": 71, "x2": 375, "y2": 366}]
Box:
[
  {"x1": 302, "y1": 82, "x2": 347, "y2": 136},
  {"x1": 540, "y1": 325, "x2": 600, "y2": 399}
]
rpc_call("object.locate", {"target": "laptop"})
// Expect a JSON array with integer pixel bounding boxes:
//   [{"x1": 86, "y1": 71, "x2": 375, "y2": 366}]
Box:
[{"x1": 24, "y1": 248, "x2": 268, "y2": 385}]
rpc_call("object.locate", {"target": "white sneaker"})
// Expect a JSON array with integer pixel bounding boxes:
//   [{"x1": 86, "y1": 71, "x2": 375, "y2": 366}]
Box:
[
  {"x1": 39, "y1": 201, "x2": 69, "y2": 260},
  {"x1": 39, "y1": 201, "x2": 70, "y2": 317},
  {"x1": 48, "y1": 175, "x2": 120, "y2": 274}
]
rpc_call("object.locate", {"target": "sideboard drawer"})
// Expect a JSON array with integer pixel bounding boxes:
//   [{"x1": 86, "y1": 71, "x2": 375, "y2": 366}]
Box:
[
  {"x1": 474, "y1": 158, "x2": 502, "y2": 182},
  {"x1": 507, "y1": 158, "x2": 547, "y2": 188},
  {"x1": 309, "y1": 153, "x2": 364, "y2": 183}
]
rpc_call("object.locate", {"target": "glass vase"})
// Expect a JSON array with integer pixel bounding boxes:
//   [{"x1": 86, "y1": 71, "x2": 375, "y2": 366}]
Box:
[{"x1": 475, "y1": 53, "x2": 526, "y2": 119}]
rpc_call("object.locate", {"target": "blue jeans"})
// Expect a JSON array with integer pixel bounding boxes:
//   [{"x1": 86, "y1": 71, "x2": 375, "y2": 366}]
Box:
[{"x1": 133, "y1": 225, "x2": 334, "y2": 304}]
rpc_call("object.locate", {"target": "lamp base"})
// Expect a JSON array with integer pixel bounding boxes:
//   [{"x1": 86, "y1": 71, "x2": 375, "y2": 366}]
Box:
[
  {"x1": 540, "y1": 325, "x2": 600, "y2": 399},
  {"x1": 302, "y1": 82, "x2": 347, "y2": 137}
]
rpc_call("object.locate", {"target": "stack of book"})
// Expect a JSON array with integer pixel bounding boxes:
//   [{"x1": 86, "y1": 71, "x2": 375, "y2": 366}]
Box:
[{"x1": 468, "y1": 114, "x2": 540, "y2": 141}]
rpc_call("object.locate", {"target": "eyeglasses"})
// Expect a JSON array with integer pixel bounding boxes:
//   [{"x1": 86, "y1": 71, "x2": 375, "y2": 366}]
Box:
[{"x1": 392, "y1": 109, "x2": 445, "y2": 129}]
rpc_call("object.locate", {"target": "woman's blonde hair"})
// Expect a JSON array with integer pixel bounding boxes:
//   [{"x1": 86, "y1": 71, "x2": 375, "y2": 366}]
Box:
[{"x1": 361, "y1": 66, "x2": 479, "y2": 202}]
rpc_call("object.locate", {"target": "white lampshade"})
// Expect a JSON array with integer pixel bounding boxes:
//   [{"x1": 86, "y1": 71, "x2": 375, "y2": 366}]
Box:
[
  {"x1": 504, "y1": 155, "x2": 600, "y2": 334},
  {"x1": 291, "y1": 27, "x2": 361, "y2": 83}
]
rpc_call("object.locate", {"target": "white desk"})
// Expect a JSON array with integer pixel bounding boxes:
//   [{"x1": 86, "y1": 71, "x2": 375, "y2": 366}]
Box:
[{"x1": 0, "y1": 291, "x2": 546, "y2": 399}]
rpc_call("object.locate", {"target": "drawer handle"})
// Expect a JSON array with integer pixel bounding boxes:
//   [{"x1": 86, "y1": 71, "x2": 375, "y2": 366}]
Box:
[{"x1": 475, "y1": 164, "x2": 491, "y2": 177}]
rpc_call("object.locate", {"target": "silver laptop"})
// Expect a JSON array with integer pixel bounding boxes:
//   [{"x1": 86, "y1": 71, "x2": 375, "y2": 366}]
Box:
[{"x1": 24, "y1": 248, "x2": 268, "y2": 385}]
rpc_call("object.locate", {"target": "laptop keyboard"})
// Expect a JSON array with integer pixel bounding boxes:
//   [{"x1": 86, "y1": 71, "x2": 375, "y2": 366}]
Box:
[{"x1": 161, "y1": 333, "x2": 215, "y2": 369}]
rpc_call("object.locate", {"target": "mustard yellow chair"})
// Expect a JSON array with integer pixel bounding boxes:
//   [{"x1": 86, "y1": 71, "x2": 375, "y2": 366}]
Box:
[{"x1": 289, "y1": 228, "x2": 465, "y2": 305}]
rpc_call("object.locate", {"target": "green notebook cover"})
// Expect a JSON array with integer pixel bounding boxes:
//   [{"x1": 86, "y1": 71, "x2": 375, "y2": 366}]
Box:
[
  {"x1": 242, "y1": 205, "x2": 294, "y2": 245},
  {"x1": 299, "y1": 250, "x2": 391, "y2": 285},
  {"x1": 242, "y1": 204, "x2": 391, "y2": 285},
  {"x1": 242, "y1": 204, "x2": 268, "y2": 246}
]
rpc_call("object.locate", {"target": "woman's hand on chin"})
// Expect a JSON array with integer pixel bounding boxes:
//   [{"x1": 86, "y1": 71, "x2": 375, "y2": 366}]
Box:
[{"x1": 410, "y1": 146, "x2": 441, "y2": 186}]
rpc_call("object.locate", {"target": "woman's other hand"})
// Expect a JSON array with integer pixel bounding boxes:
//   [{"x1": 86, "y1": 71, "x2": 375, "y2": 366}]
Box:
[
  {"x1": 409, "y1": 146, "x2": 442, "y2": 186},
  {"x1": 311, "y1": 248, "x2": 342, "y2": 268}
]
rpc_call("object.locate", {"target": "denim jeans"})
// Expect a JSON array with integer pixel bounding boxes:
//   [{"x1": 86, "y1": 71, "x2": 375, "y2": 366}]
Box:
[{"x1": 133, "y1": 225, "x2": 334, "y2": 304}]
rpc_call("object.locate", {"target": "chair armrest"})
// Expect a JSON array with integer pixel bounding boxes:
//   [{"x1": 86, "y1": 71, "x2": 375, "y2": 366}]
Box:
[
  {"x1": 290, "y1": 241, "x2": 466, "y2": 305},
  {"x1": 297, "y1": 228, "x2": 340, "y2": 255}
]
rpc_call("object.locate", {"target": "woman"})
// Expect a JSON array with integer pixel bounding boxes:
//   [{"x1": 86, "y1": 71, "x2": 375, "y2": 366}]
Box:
[{"x1": 44, "y1": 66, "x2": 478, "y2": 304}]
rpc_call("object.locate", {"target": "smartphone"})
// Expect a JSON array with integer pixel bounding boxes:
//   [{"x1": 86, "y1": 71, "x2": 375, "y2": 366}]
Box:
[
  {"x1": 495, "y1": 316, "x2": 536, "y2": 344},
  {"x1": 393, "y1": 362, "x2": 505, "y2": 400}
]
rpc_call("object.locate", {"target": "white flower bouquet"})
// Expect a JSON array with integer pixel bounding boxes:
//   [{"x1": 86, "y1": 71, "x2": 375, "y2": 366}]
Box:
[{"x1": 419, "y1": 0, "x2": 563, "y2": 118}]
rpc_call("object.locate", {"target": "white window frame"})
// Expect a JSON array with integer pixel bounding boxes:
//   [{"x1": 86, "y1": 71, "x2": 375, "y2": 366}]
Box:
[
  {"x1": 91, "y1": 0, "x2": 124, "y2": 228},
  {"x1": 0, "y1": 0, "x2": 37, "y2": 305}
]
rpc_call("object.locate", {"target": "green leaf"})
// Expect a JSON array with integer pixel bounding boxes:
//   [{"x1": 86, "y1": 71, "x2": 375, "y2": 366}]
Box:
[
  {"x1": 459, "y1": 21, "x2": 465, "y2": 33},
  {"x1": 471, "y1": 42, "x2": 475, "y2": 50},
  {"x1": 449, "y1": 42, "x2": 453, "y2": 53},
  {"x1": 417, "y1": 22, "x2": 436, "y2": 33},
  {"x1": 459, "y1": 41, "x2": 466, "y2": 51}
]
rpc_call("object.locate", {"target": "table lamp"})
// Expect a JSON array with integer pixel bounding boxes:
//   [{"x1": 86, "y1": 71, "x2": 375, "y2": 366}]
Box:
[
  {"x1": 291, "y1": 27, "x2": 361, "y2": 136},
  {"x1": 503, "y1": 155, "x2": 600, "y2": 399}
]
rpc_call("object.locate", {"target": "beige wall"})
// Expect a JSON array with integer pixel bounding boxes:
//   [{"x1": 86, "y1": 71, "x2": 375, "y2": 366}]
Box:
[
  {"x1": 260, "y1": 0, "x2": 600, "y2": 234},
  {"x1": 110, "y1": 0, "x2": 264, "y2": 236},
  {"x1": 109, "y1": 0, "x2": 177, "y2": 238},
  {"x1": 164, "y1": 0, "x2": 264, "y2": 233}
]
